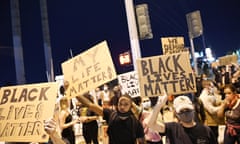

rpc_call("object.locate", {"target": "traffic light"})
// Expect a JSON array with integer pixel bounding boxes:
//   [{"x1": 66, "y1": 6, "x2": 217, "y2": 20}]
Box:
[
  {"x1": 135, "y1": 4, "x2": 153, "y2": 40},
  {"x1": 186, "y1": 10, "x2": 203, "y2": 38}
]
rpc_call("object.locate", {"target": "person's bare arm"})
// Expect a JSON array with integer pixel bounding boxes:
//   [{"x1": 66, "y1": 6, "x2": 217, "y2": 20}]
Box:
[
  {"x1": 44, "y1": 118, "x2": 66, "y2": 144},
  {"x1": 147, "y1": 93, "x2": 168, "y2": 133},
  {"x1": 59, "y1": 110, "x2": 78, "y2": 130},
  {"x1": 217, "y1": 99, "x2": 228, "y2": 118},
  {"x1": 76, "y1": 95, "x2": 103, "y2": 116},
  {"x1": 80, "y1": 115, "x2": 99, "y2": 123},
  {"x1": 200, "y1": 89, "x2": 222, "y2": 114}
]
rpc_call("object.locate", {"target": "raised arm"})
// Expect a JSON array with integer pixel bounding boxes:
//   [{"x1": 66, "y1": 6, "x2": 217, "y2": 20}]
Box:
[
  {"x1": 76, "y1": 95, "x2": 103, "y2": 116},
  {"x1": 59, "y1": 110, "x2": 78, "y2": 130},
  {"x1": 200, "y1": 89, "x2": 222, "y2": 114},
  {"x1": 147, "y1": 93, "x2": 168, "y2": 133},
  {"x1": 44, "y1": 118, "x2": 66, "y2": 144},
  {"x1": 217, "y1": 99, "x2": 228, "y2": 118}
]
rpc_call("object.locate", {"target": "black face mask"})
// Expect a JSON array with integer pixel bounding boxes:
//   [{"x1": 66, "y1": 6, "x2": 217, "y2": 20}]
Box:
[
  {"x1": 117, "y1": 110, "x2": 132, "y2": 117},
  {"x1": 176, "y1": 109, "x2": 194, "y2": 123}
]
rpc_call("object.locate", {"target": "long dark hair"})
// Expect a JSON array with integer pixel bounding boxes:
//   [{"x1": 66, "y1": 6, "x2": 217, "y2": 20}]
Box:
[
  {"x1": 224, "y1": 84, "x2": 237, "y2": 94},
  {"x1": 117, "y1": 93, "x2": 132, "y2": 103}
]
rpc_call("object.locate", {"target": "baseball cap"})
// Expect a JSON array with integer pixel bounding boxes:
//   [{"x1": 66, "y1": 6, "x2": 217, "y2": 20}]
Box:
[{"x1": 173, "y1": 96, "x2": 194, "y2": 113}]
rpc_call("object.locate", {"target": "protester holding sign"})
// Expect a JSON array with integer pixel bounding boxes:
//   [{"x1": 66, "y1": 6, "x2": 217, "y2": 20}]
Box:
[
  {"x1": 137, "y1": 96, "x2": 163, "y2": 144},
  {"x1": 76, "y1": 93, "x2": 145, "y2": 144},
  {"x1": 147, "y1": 94, "x2": 218, "y2": 144},
  {"x1": 0, "y1": 82, "x2": 58, "y2": 143},
  {"x1": 44, "y1": 118, "x2": 66, "y2": 144}
]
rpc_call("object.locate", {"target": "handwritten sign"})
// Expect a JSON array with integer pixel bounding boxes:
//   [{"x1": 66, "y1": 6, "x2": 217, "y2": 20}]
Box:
[
  {"x1": 0, "y1": 82, "x2": 58, "y2": 142},
  {"x1": 118, "y1": 71, "x2": 140, "y2": 98},
  {"x1": 161, "y1": 37, "x2": 185, "y2": 55},
  {"x1": 61, "y1": 41, "x2": 117, "y2": 98},
  {"x1": 136, "y1": 52, "x2": 196, "y2": 97},
  {"x1": 218, "y1": 54, "x2": 238, "y2": 66}
]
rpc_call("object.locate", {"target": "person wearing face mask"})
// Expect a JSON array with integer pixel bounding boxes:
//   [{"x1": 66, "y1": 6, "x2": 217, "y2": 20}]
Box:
[
  {"x1": 199, "y1": 79, "x2": 225, "y2": 142},
  {"x1": 76, "y1": 93, "x2": 145, "y2": 144},
  {"x1": 147, "y1": 94, "x2": 218, "y2": 144},
  {"x1": 217, "y1": 84, "x2": 240, "y2": 144},
  {"x1": 140, "y1": 97, "x2": 164, "y2": 144},
  {"x1": 100, "y1": 84, "x2": 113, "y2": 108},
  {"x1": 109, "y1": 84, "x2": 122, "y2": 110}
]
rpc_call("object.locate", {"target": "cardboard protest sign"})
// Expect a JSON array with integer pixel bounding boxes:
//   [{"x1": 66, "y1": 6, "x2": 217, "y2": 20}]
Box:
[
  {"x1": 218, "y1": 54, "x2": 238, "y2": 66},
  {"x1": 211, "y1": 61, "x2": 219, "y2": 68},
  {"x1": 61, "y1": 41, "x2": 117, "y2": 98},
  {"x1": 118, "y1": 71, "x2": 140, "y2": 98},
  {"x1": 0, "y1": 82, "x2": 58, "y2": 142},
  {"x1": 161, "y1": 37, "x2": 185, "y2": 55},
  {"x1": 136, "y1": 52, "x2": 196, "y2": 97}
]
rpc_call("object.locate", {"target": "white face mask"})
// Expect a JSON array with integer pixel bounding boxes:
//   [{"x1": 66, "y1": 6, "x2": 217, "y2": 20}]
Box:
[
  {"x1": 142, "y1": 101, "x2": 151, "y2": 109},
  {"x1": 104, "y1": 86, "x2": 108, "y2": 91}
]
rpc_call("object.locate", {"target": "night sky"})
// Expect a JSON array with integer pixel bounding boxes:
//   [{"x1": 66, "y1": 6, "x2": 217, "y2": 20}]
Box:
[{"x1": 0, "y1": 0, "x2": 240, "y2": 86}]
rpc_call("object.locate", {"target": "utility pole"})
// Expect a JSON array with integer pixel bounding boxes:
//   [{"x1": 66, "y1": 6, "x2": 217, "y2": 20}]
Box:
[
  {"x1": 189, "y1": 35, "x2": 198, "y2": 75},
  {"x1": 10, "y1": 0, "x2": 26, "y2": 84},
  {"x1": 124, "y1": 0, "x2": 141, "y2": 70},
  {"x1": 40, "y1": 0, "x2": 54, "y2": 82}
]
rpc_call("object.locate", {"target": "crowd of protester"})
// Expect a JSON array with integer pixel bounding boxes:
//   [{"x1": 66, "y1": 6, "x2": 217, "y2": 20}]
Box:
[
  {"x1": 42, "y1": 61, "x2": 240, "y2": 144},
  {"x1": 3, "y1": 61, "x2": 240, "y2": 144}
]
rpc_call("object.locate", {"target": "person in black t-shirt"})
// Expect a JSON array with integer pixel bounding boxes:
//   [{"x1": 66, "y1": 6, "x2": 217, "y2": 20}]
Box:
[
  {"x1": 147, "y1": 94, "x2": 217, "y2": 144},
  {"x1": 76, "y1": 92, "x2": 145, "y2": 144}
]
